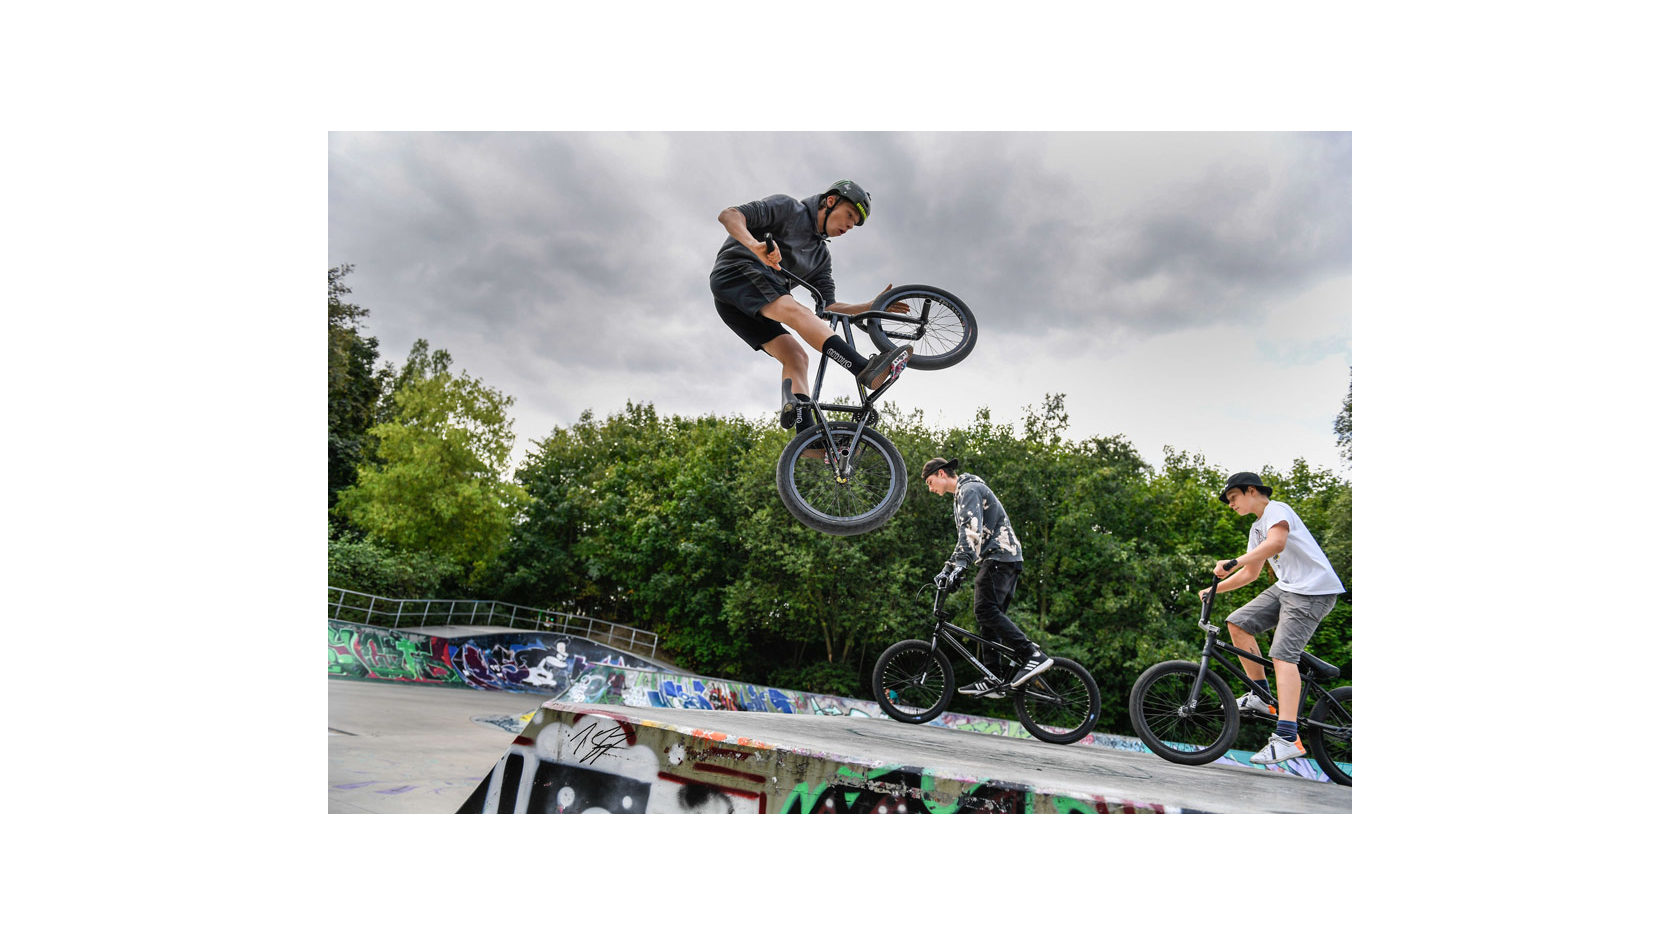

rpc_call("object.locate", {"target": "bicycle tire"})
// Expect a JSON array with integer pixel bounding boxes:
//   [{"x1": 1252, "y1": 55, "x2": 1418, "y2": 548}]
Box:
[
  {"x1": 871, "y1": 640, "x2": 955, "y2": 725},
  {"x1": 775, "y1": 421, "x2": 907, "y2": 536},
  {"x1": 1013, "y1": 657, "x2": 1101, "y2": 745},
  {"x1": 865, "y1": 284, "x2": 978, "y2": 371},
  {"x1": 1306, "y1": 685, "x2": 1352, "y2": 786},
  {"x1": 1127, "y1": 660, "x2": 1240, "y2": 766}
]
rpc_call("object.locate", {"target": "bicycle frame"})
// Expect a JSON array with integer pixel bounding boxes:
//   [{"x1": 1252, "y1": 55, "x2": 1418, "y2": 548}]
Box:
[
  {"x1": 1192, "y1": 578, "x2": 1346, "y2": 735},
  {"x1": 920, "y1": 585, "x2": 1007, "y2": 672},
  {"x1": 766, "y1": 256, "x2": 910, "y2": 479}
]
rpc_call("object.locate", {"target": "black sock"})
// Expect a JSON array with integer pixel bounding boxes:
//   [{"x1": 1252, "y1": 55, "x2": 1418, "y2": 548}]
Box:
[
  {"x1": 1276, "y1": 720, "x2": 1298, "y2": 742},
  {"x1": 820, "y1": 335, "x2": 868, "y2": 376},
  {"x1": 1251, "y1": 677, "x2": 1272, "y2": 698}
]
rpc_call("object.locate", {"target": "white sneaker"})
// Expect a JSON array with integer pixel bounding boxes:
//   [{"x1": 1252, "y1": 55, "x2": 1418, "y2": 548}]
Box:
[
  {"x1": 1237, "y1": 691, "x2": 1277, "y2": 716},
  {"x1": 1251, "y1": 734, "x2": 1306, "y2": 766}
]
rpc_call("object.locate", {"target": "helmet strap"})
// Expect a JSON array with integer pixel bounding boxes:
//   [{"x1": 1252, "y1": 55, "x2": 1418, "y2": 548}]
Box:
[{"x1": 817, "y1": 195, "x2": 833, "y2": 236}]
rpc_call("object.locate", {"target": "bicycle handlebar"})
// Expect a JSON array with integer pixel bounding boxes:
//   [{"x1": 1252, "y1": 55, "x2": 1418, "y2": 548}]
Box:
[
  {"x1": 1199, "y1": 574, "x2": 1221, "y2": 625},
  {"x1": 757, "y1": 234, "x2": 827, "y2": 309}
]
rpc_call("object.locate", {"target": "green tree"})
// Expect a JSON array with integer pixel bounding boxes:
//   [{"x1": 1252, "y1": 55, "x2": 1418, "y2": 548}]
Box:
[
  {"x1": 444, "y1": 393, "x2": 1354, "y2": 713},
  {"x1": 336, "y1": 340, "x2": 529, "y2": 580},
  {"x1": 327, "y1": 535, "x2": 465, "y2": 599},
  {"x1": 328, "y1": 265, "x2": 386, "y2": 518},
  {"x1": 1334, "y1": 372, "x2": 1352, "y2": 468}
]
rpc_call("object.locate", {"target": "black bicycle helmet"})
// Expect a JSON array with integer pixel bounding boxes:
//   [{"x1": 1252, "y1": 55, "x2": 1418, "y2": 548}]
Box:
[{"x1": 825, "y1": 179, "x2": 871, "y2": 225}]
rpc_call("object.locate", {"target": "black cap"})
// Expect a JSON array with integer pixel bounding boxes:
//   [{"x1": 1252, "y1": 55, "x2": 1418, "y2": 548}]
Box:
[
  {"x1": 921, "y1": 457, "x2": 958, "y2": 480},
  {"x1": 1220, "y1": 471, "x2": 1272, "y2": 500}
]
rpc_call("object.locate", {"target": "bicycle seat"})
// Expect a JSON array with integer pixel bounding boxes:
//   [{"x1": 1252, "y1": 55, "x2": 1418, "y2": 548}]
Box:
[{"x1": 1300, "y1": 651, "x2": 1340, "y2": 680}]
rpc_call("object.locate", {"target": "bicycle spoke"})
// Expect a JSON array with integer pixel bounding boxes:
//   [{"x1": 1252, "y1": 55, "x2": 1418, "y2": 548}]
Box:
[
  {"x1": 880, "y1": 647, "x2": 944, "y2": 713},
  {"x1": 1139, "y1": 670, "x2": 1226, "y2": 748},
  {"x1": 1019, "y1": 666, "x2": 1090, "y2": 733},
  {"x1": 790, "y1": 429, "x2": 896, "y2": 523}
]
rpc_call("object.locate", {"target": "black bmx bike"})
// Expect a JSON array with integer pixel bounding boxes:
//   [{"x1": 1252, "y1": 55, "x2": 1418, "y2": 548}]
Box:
[
  {"x1": 765, "y1": 243, "x2": 978, "y2": 536},
  {"x1": 870, "y1": 581, "x2": 1101, "y2": 744},
  {"x1": 1126, "y1": 570, "x2": 1352, "y2": 785}
]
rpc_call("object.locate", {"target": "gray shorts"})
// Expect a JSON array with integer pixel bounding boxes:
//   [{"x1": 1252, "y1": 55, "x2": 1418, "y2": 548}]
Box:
[{"x1": 1225, "y1": 584, "x2": 1338, "y2": 664}]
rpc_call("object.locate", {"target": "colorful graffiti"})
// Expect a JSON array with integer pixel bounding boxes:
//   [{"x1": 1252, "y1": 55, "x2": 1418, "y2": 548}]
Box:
[
  {"x1": 456, "y1": 707, "x2": 1177, "y2": 814},
  {"x1": 328, "y1": 622, "x2": 456, "y2": 684},
  {"x1": 327, "y1": 621, "x2": 657, "y2": 692},
  {"x1": 330, "y1": 621, "x2": 1345, "y2": 782}
]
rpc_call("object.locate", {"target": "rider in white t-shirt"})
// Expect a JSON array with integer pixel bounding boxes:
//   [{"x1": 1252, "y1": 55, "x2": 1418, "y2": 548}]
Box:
[{"x1": 1202, "y1": 472, "x2": 1345, "y2": 766}]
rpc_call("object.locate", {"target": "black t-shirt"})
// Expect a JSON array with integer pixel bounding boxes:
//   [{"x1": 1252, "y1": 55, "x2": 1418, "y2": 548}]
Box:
[{"x1": 712, "y1": 193, "x2": 836, "y2": 306}]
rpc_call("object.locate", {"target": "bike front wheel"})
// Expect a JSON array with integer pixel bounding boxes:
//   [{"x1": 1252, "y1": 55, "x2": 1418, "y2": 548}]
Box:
[
  {"x1": 775, "y1": 422, "x2": 907, "y2": 536},
  {"x1": 865, "y1": 284, "x2": 978, "y2": 370},
  {"x1": 871, "y1": 640, "x2": 954, "y2": 725},
  {"x1": 1306, "y1": 685, "x2": 1352, "y2": 786},
  {"x1": 1014, "y1": 657, "x2": 1101, "y2": 744},
  {"x1": 1127, "y1": 660, "x2": 1239, "y2": 765}
]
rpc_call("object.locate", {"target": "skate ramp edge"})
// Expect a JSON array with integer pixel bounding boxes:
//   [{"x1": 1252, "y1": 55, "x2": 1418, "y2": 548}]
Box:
[{"x1": 457, "y1": 701, "x2": 1184, "y2": 814}]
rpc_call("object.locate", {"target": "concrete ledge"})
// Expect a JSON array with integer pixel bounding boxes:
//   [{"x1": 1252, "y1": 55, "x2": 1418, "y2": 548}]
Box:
[{"x1": 457, "y1": 701, "x2": 1352, "y2": 814}]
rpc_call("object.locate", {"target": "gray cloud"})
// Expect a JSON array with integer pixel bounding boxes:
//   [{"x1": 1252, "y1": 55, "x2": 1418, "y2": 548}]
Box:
[{"x1": 329, "y1": 131, "x2": 1351, "y2": 472}]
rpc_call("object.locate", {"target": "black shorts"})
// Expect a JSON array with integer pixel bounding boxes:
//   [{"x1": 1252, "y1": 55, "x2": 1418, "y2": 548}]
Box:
[{"x1": 711, "y1": 261, "x2": 791, "y2": 350}]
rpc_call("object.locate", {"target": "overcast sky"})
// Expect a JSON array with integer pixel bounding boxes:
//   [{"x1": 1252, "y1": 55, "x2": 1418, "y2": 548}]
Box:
[{"x1": 328, "y1": 131, "x2": 1350, "y2": 479}]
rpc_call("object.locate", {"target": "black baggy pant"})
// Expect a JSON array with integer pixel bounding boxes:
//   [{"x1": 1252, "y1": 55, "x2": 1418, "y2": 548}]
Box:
[{"x1": 973, "y1": 559, "x2": 1033, "y2": 662}]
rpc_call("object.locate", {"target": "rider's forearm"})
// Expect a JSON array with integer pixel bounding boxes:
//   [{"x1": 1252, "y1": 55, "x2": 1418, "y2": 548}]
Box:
[
  {"x1": 828, "y1": 300, "x2": 870, "y2": 316},
  {"x1": 1216, "y1": 564, "x2": 1261, "y2": 594},
  {"x1": 718, "y1": 208, "x2": 762, "y2": 248},
  {"x1": 1224, "y1": 533, "x2": 1283, "y2": 582}
]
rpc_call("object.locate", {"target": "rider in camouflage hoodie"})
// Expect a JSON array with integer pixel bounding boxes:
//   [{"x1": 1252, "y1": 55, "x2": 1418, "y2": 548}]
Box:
[{"x1": 922, "y1": 458, "x2": 1052, "y2": 693}]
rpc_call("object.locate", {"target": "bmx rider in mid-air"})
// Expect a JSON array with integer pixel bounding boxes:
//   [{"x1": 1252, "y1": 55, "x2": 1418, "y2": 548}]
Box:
[{"x1": 710, "y1": 179, "x2": 912, "y2": 436}]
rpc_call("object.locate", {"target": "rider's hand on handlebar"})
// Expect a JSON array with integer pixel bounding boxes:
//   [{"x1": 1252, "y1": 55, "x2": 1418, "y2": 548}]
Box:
[
  {"x1": 1212, "y1": 557, "x2": 1240, "y2": 579},
  {"x1": 755, "y1": 239, "x2": 782, "y2": 270},
  {"x1": 934, "y1": 561, "x2": 966, "y2": 590}
]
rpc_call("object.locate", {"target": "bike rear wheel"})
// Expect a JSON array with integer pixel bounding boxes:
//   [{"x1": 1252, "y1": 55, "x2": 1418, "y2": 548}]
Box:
[
  {"x1": 775, "y1": 422, "x2": 907, "y2": 536},
  {"x1": 865, "y1": 284, "x2": 977, "y2": 370},
  {"x1": 872, "y1": 640, "x2": 954, "y2": 725},
  {"x1": 1306, "y1": 685, "x2": 1352, "y2": 786},
  {"x1": 1013, "y1": 657, "x2": 1101, "y2": 744},
  {"x1": 1127, "y1": 660, "x2": 1239, "y2": 765}
]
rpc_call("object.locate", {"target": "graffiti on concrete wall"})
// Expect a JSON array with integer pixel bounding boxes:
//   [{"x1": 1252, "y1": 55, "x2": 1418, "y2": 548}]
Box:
[
  {"x1": 327, "y1": 621, "x2": 656, "y2": 692},
  {"x1": 328, "y1": 621, "x2": 457, "y2": 684},
  {"x1": 457, "y1": 707, "x2": 1175, "y2": 814},
  {"x1": 331, "y1": 622, "x2": 1342, "y2": 783}
]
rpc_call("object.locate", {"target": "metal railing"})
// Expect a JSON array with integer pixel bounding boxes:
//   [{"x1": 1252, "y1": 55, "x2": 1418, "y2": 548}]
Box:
[{"x1": 328, "y1": 586, "x2": 659, "y2": 660}]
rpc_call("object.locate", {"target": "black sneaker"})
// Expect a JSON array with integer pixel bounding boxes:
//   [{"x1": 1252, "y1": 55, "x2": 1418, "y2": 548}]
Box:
[
  {"x1": 957, "y1": 679, "x2": 1009, "y2": 700},
  {"x1": 1008, "y1": 648, "x2": 1054, "y2": 688},
  {"x1": 781, "y1": 392, "x2": 811, "y2": 430},
  {"x1": 860, "y1": 344, "x2": 913, "y2": 391}
]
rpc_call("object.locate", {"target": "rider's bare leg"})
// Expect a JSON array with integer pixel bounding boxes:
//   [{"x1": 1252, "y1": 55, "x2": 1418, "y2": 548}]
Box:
[
  {"x1": 1272, "y1": 659, "x2": 1302, "y2": 725},
  {"x1": 760, "y1": 293, "x2": 908, "y2": 392},
  {"x1": 1227, "y1": 623, "x2": 1268, "y2": 687},
  {"x1": 760, "y1": 294, "x2": 835, "y2": 353},
  {"x1": 761, "y1": 335, "x2": 811, "y2": 399}
]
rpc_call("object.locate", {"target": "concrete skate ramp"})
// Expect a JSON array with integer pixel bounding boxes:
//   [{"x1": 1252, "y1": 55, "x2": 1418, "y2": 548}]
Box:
[{"x1": 457, "y1": 700, "x2": 1352, "y2": 814}]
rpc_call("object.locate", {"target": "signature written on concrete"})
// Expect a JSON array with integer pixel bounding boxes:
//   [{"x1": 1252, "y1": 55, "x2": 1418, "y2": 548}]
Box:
[{"x1": 567, "y1": 721, "x2": 630, "y2": 765}]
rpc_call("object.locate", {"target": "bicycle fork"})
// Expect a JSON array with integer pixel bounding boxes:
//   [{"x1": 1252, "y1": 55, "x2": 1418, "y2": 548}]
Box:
[{"x1": 1185, "y1": 622, "x2": 1223, "y2": 712}]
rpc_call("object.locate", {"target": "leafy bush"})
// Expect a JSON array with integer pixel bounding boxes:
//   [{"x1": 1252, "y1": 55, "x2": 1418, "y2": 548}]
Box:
[
  {"x1": 328, "y1": 537, "x2": 466, "y2": 600},
  {"x1": 770, "y1": 660, "x2": 865, "y2": 700}
]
